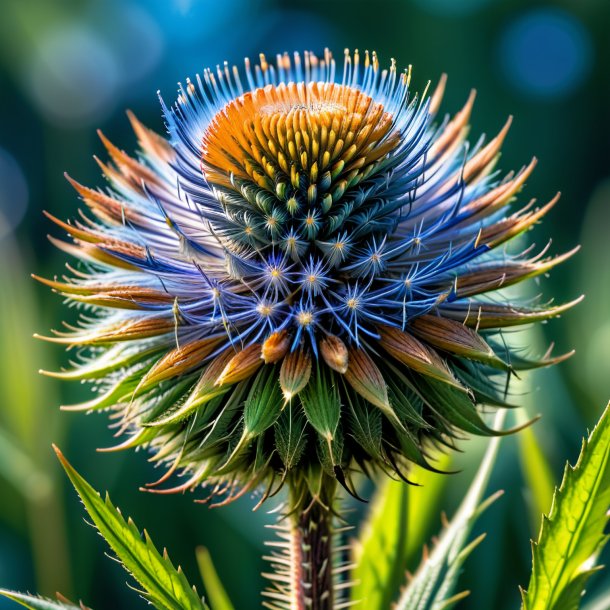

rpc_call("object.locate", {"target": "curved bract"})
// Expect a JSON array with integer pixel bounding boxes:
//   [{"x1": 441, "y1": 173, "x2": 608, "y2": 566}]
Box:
[{"x1": 38, "y1": 49, "x2": 578, "y2": 506}]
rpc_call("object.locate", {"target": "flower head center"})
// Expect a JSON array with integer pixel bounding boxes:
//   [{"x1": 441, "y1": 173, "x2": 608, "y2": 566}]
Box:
[{"x1": 201, "y1": 81, "x2": 400, "y2": 233}]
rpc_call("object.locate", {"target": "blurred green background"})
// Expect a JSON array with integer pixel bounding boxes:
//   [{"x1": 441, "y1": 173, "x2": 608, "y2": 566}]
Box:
[{"x1": 0, "y1": 0, "x2": 609, "y2": 608}]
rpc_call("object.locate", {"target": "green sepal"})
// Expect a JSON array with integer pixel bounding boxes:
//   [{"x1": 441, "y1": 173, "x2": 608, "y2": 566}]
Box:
[
  {"x1": 393, "y1": 426, "x2": 433, "y2": 471},
  {"x1": 40, "y1": 344, "x2": 164, "y2": 381},
  {"x1": 485, "y1": 337, "x2": 574, "y2": 372},
  {"x1": 385, "y1": 368, "x2": 429, "y2": 428},
  {"x1": 182, "y1": 382, "x2": 250, "y2": 463},
  {"x1": 207, "y1": 372, "x2": 281, "y2": 476},
  {"x1": 316, "y1": 423, "x2": 345, "y2": 476},
  {"x1": 275, "y1": 402, "x2": 308, "y2": 471},
  {"x1": 345, "y1": 392, "x2": 383, "y2": 461},
  {"x1": 243, "y1": 365, "x2": 282, "y2": 436},
  {"x1": 301, "y1": 364, "x2": 341, "y2": 443},
  {"x1": 411, "y1": 375, "x2": 509, "y2": 437},
  {"x1": 62, "y1": 363, "x2": 155, "y2": 412},
  {"x1": 452, "y1": 363, "x2": 517, "y2": 408},
  {"x1": 143, "y1": 378, "x2": 221, "y2": 427}
]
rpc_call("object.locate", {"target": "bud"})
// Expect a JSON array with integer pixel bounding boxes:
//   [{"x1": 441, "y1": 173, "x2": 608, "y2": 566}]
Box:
[
  {"x1": 262, "y1": 330, "x2": 290, "y2": 364},
  {"x1": 320, "y1": 335, "x2": 349, "y2": 374}
]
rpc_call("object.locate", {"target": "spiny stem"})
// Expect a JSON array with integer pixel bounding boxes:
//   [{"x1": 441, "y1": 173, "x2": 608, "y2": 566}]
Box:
[
  {"x1": 295, "y1": 497, "x2": 334, "y2": 609},
  {"x1": 263, "y1": 474, "x2": 339, "y2": 610}
]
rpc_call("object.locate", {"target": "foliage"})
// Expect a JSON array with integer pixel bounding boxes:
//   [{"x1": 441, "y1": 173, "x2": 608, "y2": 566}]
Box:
[
  {"x1": 0, "y1": 591, "x2": 89, "y2": 610},
  {"x1": 350, "y1": 477, "x2": 410, "y2": 610},
  {"x1": 195, "y1": 548, "x2": 235, "y2": 610},
  {"x1": 521, "y1": 402, "x2": 610, "y2": 610},
  {"x1": 349, "y1": 454, "x2": 451, "y2": 609},
  {"x1": 53, "y1": 447, "x2": 208, "y2": 610},
  {"x1": 517, "y1": 413, "x2": 556, "y2": 535},
  {"x1": 393, "y1": 412, "x2": 506, "y2": 610},
  {"x1": 3, "y1": 404, "x2": 610, "y2": 609}
]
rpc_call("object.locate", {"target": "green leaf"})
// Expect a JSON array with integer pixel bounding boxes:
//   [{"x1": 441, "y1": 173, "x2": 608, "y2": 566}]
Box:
[
  {"x1": 53, "y1": 446, "x2": 209, "y2": 610},
  {"x1": 394, "y1": 410, "x2": 507, "y2": 610},
  {"x1": 0, "y1": 590, "x2": 87, "y2": 610},
  {"x1": 350, "y1": 477, "x2": 409, "y2": 610},
  {"x1": 195, "y1": 547, "x2": 236, "y2": 610},
  {"x1": 521, "y1": 401, "x2": 610, "y2": 610},
  {"x1": 517, "y1": 411, "x2": 556, "y2": 535},
  {"x1": 349, "y1": 455, "x2": 452, "y2": 610},
  {"x1": 405, "y1": 455, "x2": 454, "y2": 565}
]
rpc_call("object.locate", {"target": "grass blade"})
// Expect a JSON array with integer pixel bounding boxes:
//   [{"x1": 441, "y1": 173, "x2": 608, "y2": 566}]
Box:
[{"x1": 195, "y1": 547, "x2": 235, "y2": 610}]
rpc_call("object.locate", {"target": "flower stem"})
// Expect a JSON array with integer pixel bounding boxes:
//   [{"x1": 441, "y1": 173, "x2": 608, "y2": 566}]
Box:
[
  {"x1": 293, "y1": 493, "x2": 334, "y2": 609},
  {"x1": 264, "y1": 474, "x2": 338, "y2": 610}
]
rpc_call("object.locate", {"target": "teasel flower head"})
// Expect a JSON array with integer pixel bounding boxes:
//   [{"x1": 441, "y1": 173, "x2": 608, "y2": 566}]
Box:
[{"x1": 37, "y1": 49, "x2": 579, "y2": 508}]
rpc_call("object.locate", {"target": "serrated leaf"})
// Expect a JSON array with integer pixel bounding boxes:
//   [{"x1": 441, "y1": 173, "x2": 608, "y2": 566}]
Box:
[
  {"x1": 0, "y1": 590, "x2": 88, "y2": 610},
  {"x1": 550, "y1": 569, "x2": 604, "y2": 610},
  {"x1": 53, "y1": 446, "x2": 208, "y2": 610},
  {"x1": 521, "y1": 401, "x2": 610, "y2": 610},
  {"x1": 395, "y1": 411, "x2": 506, "y2": 610},
  {"x1": 195, "y1": 547, "x2": 235, "y2": 610}
]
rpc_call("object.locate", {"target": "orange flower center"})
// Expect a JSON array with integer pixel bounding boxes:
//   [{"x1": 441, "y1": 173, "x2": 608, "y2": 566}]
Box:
[{"x1": 201, "y1": 81, "x2": 400, "y2": 212}]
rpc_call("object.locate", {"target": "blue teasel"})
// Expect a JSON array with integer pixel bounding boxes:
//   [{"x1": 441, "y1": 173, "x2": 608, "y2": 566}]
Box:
[{"x1": 37, "y1": 49, "x2": 579, "y2": 510}]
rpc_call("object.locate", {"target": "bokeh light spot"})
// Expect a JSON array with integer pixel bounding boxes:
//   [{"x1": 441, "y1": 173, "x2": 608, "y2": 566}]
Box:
[
  {"x1": 24, "y1": 24, "x2": 120, "y2": 127},
  {"x1": 0, "y1": 148, "x2": 29, "y2": 241},
  {"x1": 105, "y1": 4, "x2": 165, "y2": 84},
  {"x1": 145, "y1": 0, "x2": 254, "y2": 45},
  {"x1": 499, "y1": 8, "x2": 593, "y2": 99}
]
